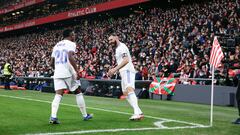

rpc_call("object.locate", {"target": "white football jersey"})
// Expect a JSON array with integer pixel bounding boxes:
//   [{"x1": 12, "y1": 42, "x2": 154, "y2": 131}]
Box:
[
  {"x1": 115, "y1": 42, "x2": 135, "y2": 73},
  {"x1": 51, "y1": 39, "x2": 76, "y2": 78}
]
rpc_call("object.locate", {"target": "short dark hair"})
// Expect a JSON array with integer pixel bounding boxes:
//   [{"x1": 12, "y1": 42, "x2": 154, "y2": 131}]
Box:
[
  {"x1": 107, "y1": 28, "x2": 117, "y2": 36},
  {"x1": 63, "y1": 29, "x2": 73, "y2": 38},
  {"x1": 110, "y1": 33, "x2": 118, "y2": 37}
]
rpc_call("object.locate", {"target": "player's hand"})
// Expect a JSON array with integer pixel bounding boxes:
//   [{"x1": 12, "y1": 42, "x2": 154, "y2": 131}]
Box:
[
  {"x1": 74, "y1": 71, "x2": 80, "y2": 80},
  {"x1": 108, "y1": 68, "x2": 116, "y2": 77}
]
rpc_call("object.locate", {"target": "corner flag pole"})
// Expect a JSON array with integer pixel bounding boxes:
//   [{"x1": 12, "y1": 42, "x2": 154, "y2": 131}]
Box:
[
  {"x1": 209, "y1": 36, "x2": 224, "y2": 127},
  {"x1": 210, "y1": 66, "x2": 214, "y2": 127}
]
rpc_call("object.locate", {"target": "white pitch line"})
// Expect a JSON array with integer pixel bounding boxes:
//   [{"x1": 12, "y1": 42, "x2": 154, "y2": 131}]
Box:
[
  {"x1": 85, "y1": 106, "x2": 205, "y2": 127},
  {"x1": 154, "y1": 121, "x2": 167, "y2": 128},
  {"x1": 0, "y1": 94, "x2": 210, "y2": 135},
  {"x1": 26, "y1": 125, "x2": 210, "y2": 135}
]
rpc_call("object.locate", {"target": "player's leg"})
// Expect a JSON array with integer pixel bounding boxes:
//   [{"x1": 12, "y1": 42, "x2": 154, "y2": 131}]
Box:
[
  {"x1": 74, "y1": 89, "x2": 93, "y2": 120},
  {"x1": 68, "y1": 78, "x2": 92, "y2": 121},
  {"x1": 121, "y1": 71, "x2": 134, "y2": 108},
  {"x1": 125, "y1": 86, "x2": 144, "y2": 120},
  {"x1": 50, "y1": 78, "x2": 65, "y2": 124},
  {"x1": 121, "y1": 71, "x2": 143, "y2": 120},
  {"x1": 237, "y1": 80, "x2": 240, "y2": 118},
  {"x1": 233, "y1": 80, "x2": 240, "y2": 124},
  {"x1": 126, "y1": 87, "x2": 143, "y2": 113}
]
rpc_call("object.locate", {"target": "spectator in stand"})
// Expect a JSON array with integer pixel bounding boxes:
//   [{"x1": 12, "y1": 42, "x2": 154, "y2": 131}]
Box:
[{"x1": 0, "y1": 0, "x2": 112, "y2": 27}]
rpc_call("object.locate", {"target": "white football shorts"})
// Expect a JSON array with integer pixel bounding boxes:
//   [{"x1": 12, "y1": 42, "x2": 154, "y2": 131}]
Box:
[
  {"x1": 54, "y1": 75, "x2": 81, "y2": 92},
  {"x1": 120, "y1": 70, "x2": 135, "y2": 92}
]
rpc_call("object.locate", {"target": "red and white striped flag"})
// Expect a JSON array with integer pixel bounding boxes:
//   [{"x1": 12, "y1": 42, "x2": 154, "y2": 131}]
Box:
[{"x1": 209, "y1": 37, "x2": 224, "y2": 68}]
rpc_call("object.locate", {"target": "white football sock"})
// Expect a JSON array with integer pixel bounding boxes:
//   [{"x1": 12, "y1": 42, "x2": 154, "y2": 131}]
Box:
[
  {"x1": 127, "y1": 92, "x2": 143, "y2": 115},
  {"x1": 51, "y1": 94, "x2": 62, "y2": 118},
  {"x1": 76, "y1": 93, "x2": 87, "y2": 117},
  {"x1": 126, "y1": 95, "x2": 133, "y2": 107}
]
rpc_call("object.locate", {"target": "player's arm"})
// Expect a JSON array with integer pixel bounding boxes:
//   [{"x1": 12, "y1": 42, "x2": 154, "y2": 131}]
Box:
[
  {"x1": 108, "y1": 53, "x2": 129, "y2": 76},
  {"x1": 68, "y1": 51, "x2": 78, "y2": 73},
  {"x1": 50, "y1": 48, "x2": 55, "y2": 70},
  {"x1": 114, "y1": 53, "x2": 129, "y2": 71},
  {"x1": 50, "y1": 57, "x2": 55, "y2": 69}
]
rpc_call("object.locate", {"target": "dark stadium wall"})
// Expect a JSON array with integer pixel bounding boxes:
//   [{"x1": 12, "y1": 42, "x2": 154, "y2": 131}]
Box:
[{"x1": 151, "y1": 84, "x2": 238, "y2": 107}]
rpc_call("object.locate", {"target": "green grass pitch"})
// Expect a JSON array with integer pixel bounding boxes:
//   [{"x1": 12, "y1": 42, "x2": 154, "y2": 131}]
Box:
[{"x1": 0, "y1": 89, "x2": 239, "y2": 135}]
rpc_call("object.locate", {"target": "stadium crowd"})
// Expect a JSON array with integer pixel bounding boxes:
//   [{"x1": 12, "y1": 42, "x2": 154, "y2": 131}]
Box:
[
  {"x1": 0, "y1": 0, "x2": 240, "y2": 86},
  {"x1": 0, "y1": 0, "x2": 23, "y2": 9},
  {"x1": 0, "y1": 0, "x2": 111, "y2": 27}
]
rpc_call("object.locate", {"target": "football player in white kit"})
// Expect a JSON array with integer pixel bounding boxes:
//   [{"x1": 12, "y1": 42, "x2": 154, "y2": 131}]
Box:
[
  {"x1": 108, "y1": 35, "x2": 144, "y2": 120},
  {"x1": 49, "y1": 29, "x2": 92, "y2": 124}
]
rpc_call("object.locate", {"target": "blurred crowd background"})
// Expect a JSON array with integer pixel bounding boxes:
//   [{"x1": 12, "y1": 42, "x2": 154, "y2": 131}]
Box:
[{"x1": 0, "y1": 0, "x2": 239, "y2": 86}]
